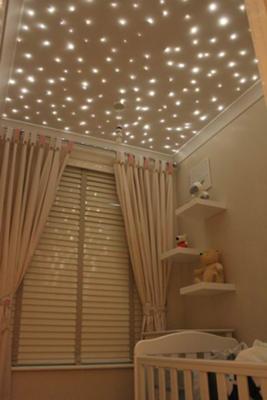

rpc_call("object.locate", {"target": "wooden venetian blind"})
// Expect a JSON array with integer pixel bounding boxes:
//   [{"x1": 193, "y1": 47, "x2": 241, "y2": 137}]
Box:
[{"x1": 12, "y1": 166, "x2": 142, "y2": 366}]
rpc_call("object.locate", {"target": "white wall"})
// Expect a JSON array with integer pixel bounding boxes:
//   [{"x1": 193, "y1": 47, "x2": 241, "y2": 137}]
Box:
[
  {"x1": 167, "y1": 97, "x2": 267, "y2": 345},
  {"x1": 12, "y1": 367, "x2": 134, "y2": 400}
]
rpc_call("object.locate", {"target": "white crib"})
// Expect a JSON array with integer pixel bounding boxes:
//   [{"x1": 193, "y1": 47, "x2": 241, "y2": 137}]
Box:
[{"x1": 134, "y1": 331, "x2": 267, "y2": 400}]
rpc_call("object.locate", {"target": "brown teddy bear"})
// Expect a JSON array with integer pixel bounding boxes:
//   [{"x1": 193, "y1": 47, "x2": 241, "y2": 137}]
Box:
[{"x1": 194, "y1": 249, "x2": 225, "y2": 283}]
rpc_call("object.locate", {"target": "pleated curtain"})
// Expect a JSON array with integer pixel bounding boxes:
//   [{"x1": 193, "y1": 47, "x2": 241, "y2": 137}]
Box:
[
  {"x1": 0, "y1": 128, "x2": 71, "y2": 400},
  {"x1": 114, "y1": 155, "x2": 174, "y2": 333},
  {"x1": 245, "y1": 0, "x2": 267, "y2": 104}
]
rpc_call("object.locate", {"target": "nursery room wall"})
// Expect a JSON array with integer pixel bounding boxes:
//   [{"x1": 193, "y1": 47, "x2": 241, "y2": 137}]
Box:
[
  {"x1": 167, "y1": 95, "x2": 267, "y2": 345},
  {"x1": 12, "y1": 367, "x2": 134, "y2": 400}
]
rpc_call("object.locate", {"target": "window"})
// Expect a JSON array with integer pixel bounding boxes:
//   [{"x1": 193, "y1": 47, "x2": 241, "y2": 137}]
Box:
[{"x1": 12, "y1": 166, "x2": 142, "y2": 366}]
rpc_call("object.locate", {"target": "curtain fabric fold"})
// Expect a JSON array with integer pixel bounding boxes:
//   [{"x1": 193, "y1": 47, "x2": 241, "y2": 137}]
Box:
[
  {"x1": 114, "y1": 156, "x2": 174, "y2": 333},
  {"x1": 0, "y1": 128, "x2": 71, "y2": 400},
  {"x1": 245, "y1": 0, "x2": 267, "y2": 105}
]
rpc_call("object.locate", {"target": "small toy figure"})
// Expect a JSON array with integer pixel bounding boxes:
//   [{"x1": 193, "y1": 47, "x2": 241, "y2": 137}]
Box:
[
  {"x1": 176, "y1": 234, "x2": 189, "y2": 248},
  {"x1": 190, "y1": 181, "x2": 210, "y2": 199}
]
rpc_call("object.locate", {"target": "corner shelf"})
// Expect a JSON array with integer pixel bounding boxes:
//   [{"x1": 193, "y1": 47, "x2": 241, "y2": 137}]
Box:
[
  {"x1": 175, "y1": 198, "x2": 226, "y2": 220},
  {"x1": 180, "y1": 282, "x2": 236, "y2": 296},
  {"x1": 161, "y1": 247, "x2": 200, "y2": 263}
]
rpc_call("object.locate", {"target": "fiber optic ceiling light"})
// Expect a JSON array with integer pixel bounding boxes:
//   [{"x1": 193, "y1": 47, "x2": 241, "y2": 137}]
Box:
[{"x1": 3, "y1": 0, "x2": 259, "y2": 154}]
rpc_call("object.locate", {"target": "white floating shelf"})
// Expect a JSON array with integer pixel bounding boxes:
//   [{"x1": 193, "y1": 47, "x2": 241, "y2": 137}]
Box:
[
  {"x1": 180, "y1": 282, "x2": 236, "y2": 296},
  {"x1": 175, "y1": 198, "x2": 226, "y2": 220},
  {"x1": 161, "y1": 247, "x2": 200, "y2": 263}
]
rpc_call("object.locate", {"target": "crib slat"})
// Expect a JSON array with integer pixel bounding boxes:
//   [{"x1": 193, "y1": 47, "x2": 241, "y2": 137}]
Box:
[
  {"x1": 216, "y1": 373, "x2": 228, "y2": 400},
  {"x1": 184, "y1": 371, "x2": 193, "y2": 400},
  {"x1": 261, "y1": 378, "x2": 267, "y2": 400},
  {"x1": 147, "y1": 366, "x2": 155, "y2": 400},
  {"x1": 158, "y1": 368, "x2": 166, "y2": 400},
  {"x1": 170, "y1": 369, "x2": 179, "y2": 400},
  {"x1": 199, "y1": 372, "x2": 210, "y2": 400},
  {"x1": 237, "y1": 376, "x2": 250, "y2": 400},
  {"x1": 138, "y1": 364, "x2": 146, "y2": 400}
]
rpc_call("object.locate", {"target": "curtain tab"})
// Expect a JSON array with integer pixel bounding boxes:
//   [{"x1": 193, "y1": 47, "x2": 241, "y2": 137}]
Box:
[
  {"x1": 13, "y1": 128, "x2": 21, "y2": 143},
  {"x1": 23, "y1": 131, "x2": 30, "y2": 144},
  {"x1": 167, "y1": 162, "x2": 174, "y2": 175},
  {"x1": 66, "y1": 141, "x2": 74, "y2": 153},
  {"x1": 115, "y1": 151, "x2": 124, "y2": 164},
  {"x1": 39, "y1": 135, "x2": 46, "y2": 146},
  {"x1": 160, "y1": 160, "x2": 166, "y2": 173},
  {"x1": 128, "y1": 153, "x2": 134, "y2": 166},
  {"x1": 137, "y1": 155, "x2": 144, "y2": 168},
  {"x1": 6, "y1": 126, "x2": 13, "y2": 141},
  {"x1": 30, "y1": 131, "x2": 37, "y2": 145},
  {"x1": 53, "y1": 137, "x2": 61, "y2": 150}
]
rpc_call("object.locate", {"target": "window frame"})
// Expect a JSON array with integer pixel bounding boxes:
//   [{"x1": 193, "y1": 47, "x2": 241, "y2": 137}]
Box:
[{"x1": 12, "y1": 158, "x2": 142, "y2": 368}]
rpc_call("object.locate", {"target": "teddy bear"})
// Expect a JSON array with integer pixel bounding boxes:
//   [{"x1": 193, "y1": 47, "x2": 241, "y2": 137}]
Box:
[
  {"x1": 176, "y1": 234, "x2": 188, "y2": 248},
  {"x1": 193, "y1": 249, "x2": 224, "y2": 283}
]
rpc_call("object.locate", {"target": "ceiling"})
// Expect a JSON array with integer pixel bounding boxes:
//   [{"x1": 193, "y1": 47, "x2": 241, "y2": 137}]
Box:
[{"x1": 2, "y1": 0, "x2": 259, "y2": 154}]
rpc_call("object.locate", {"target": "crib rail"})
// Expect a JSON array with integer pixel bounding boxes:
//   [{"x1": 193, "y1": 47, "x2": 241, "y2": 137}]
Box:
[{"x1": 135, "y1": 355, "x2": 267, "y2": 400}]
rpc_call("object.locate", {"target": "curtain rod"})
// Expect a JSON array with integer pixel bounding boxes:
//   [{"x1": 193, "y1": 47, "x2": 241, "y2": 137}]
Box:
[
  {"x1": 0, "y1": 121, "x2": 177, "y2": 166},
  {"x1": 72, "y1": 141, "x2": 177, "y2": 167}
]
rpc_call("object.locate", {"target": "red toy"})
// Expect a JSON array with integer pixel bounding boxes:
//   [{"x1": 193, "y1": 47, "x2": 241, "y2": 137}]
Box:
[{"x1": 176, "y1": 234, "x2": 189, "y2": 248}]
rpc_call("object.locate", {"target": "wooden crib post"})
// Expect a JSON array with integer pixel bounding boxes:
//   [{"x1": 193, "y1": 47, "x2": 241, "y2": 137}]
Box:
[
  {"x1": 184, "y1": 370, "x2": 194, "y2": 400},
  {"x1": 236, "y1": 376, "x2": 250, "y2": 400},
  {"x1": 158, "y1": 367, "x2": 166, "y2": 400},
  {"x1": 199, "y1": 372, "x2": 210, "y2": 400},
  {"x1": 146, "y1": 366, "x2": 156, "y2": 400},
  {"x1": 170, "y1": 368, "x2": 179, "y2": 400},
  {"x1": 216, "y1": 373, "x2": 228, "y2": 400},
  {"x1": 135, "y1": 357, "x2": 146, "y2": 400},
  {"x1": 261, "y1": 378, "x2": 267, "y2": 399}
]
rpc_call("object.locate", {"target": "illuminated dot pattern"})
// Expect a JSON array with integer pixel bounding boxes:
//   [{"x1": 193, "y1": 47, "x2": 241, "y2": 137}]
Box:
[{"x1": 3, "y1": 0, "x2": 259, "y2": 153}]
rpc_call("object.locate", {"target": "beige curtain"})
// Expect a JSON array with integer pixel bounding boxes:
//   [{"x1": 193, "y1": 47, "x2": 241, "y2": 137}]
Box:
[
  {"x1": 0, "y1": 128, "x2": 71, "y2": 400},
  {"x1": 114, "y1": 155, "x2": 174, "y2": 333},
  {"x1": 245, "y1": 0, "x2": 267, "y2": 105}
]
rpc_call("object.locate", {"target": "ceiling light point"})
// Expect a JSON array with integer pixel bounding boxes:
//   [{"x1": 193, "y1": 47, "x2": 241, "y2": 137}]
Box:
[
  {"x1": 146, "y1": 16, "x2": 155, "y2": 24},
  {"x1": 208, "y1": 3, "x2": 218, "y2": 12},
  {"x1": 218, "y1": 16, "x2": 230, "y2": 26},
  {"x1": 190, "y1": 26, "x2": 199, "y2": 35},
  {"x1": 118, "y1": 18, "x2": 128, "y2": 26}
]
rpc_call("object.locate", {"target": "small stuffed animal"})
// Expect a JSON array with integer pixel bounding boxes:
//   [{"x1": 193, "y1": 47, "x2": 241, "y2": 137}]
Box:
[
  {"x1": 194, "y1": 249, "x2": 224, "y2": 283},
  {"x1": 190, "y1": 181, "x2": 210, "y2": 199},
  {"x1": 176, "y1": 234, "x2": 189, "y2": 248}
]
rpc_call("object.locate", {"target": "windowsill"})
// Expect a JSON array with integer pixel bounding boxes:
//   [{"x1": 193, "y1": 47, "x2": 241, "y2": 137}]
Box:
[{"x1": 12, "y1": 363, "x2": 134, "y2": 372}]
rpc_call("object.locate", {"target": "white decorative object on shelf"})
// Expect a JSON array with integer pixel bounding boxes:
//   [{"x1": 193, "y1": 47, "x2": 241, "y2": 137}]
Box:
[
  {"x1": 180, "y1": 282, "x2": 236, "y2": 296},
  {"x1": 190, "y1": 158, "x2": 211, "y2": 191},
  {"x1": 189, "y1": 181, "x2": 210, "y2": 200},
  {"x1": 161, "y1": 247, "x2": 200, "y2": 263},
  {"x1": 175, "y1": 198, "x2": 226, "y2": 220}
]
